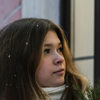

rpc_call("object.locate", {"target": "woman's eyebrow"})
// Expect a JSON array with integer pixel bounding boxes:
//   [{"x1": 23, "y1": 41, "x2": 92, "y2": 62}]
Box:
[{"x1": 44, "y1": 42, "x2": 62, "y2": 47}]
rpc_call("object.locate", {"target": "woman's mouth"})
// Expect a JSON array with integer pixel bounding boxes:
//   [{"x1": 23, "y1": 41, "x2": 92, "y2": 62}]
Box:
[{"x1": 53, "y1": 68, "x2": 64, "y2": 75}]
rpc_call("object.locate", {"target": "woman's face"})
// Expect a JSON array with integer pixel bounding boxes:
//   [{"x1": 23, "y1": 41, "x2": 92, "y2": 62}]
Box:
[{"x1": 36, "y1": 30, "x2": 66, "y2": 87}]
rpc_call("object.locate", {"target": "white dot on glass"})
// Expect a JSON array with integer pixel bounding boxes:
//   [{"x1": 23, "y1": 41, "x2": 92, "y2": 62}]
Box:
[
  {"x1": 14, "y1": 75, "x2": 16, "y2": 77},
  {"x1": 8, "y1": 55, "x2": 10, "y2": 58},
  {"x1": 26, "y1": 42, "x2": 28, "y2": 45},
  {"x1": 6, "y1": 84, "x2": 8, "y2": 86},
  {"x1": 37, "y1": 24, "x2": 38, "y2": 27}
]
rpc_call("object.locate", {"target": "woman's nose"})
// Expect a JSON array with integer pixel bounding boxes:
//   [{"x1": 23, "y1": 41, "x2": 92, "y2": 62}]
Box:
[{"x1": 53, "y1": 53, "x2": 64, "y2": 65}]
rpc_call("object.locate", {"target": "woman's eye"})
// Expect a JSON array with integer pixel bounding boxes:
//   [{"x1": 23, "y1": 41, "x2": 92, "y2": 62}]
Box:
[
  {"x1": 44, "y1": 49, "x2": 50, "y2": 54},
  {"x1": 57, "y1": 47, "x2": 63, "y2": 52}
]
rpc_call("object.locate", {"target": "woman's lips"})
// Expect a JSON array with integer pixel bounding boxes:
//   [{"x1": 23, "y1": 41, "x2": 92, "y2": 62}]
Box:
[{"x1": 53, "y1": 68, "x2": 64, "y2": 75}]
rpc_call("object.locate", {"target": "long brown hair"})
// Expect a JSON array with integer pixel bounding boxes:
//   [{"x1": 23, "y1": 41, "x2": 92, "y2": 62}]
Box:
[{"x1": 0, "y1": 18, "x2": 87, "y2": 100}]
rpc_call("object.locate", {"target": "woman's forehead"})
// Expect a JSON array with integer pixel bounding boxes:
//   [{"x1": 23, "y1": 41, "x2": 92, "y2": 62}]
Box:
[{"x1": 44, "y1": 30, "x2": 61, "y2": 44}]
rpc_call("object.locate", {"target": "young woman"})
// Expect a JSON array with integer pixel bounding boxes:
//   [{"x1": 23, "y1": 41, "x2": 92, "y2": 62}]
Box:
[{"x1": 0, "y1": 18, "x2": 88, "y2": 100}]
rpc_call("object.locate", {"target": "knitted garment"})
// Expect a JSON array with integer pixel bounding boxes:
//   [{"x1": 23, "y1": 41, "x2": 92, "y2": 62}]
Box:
[{"x1": 41, "y1": 85, "x2": 68, "y2": 100}]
